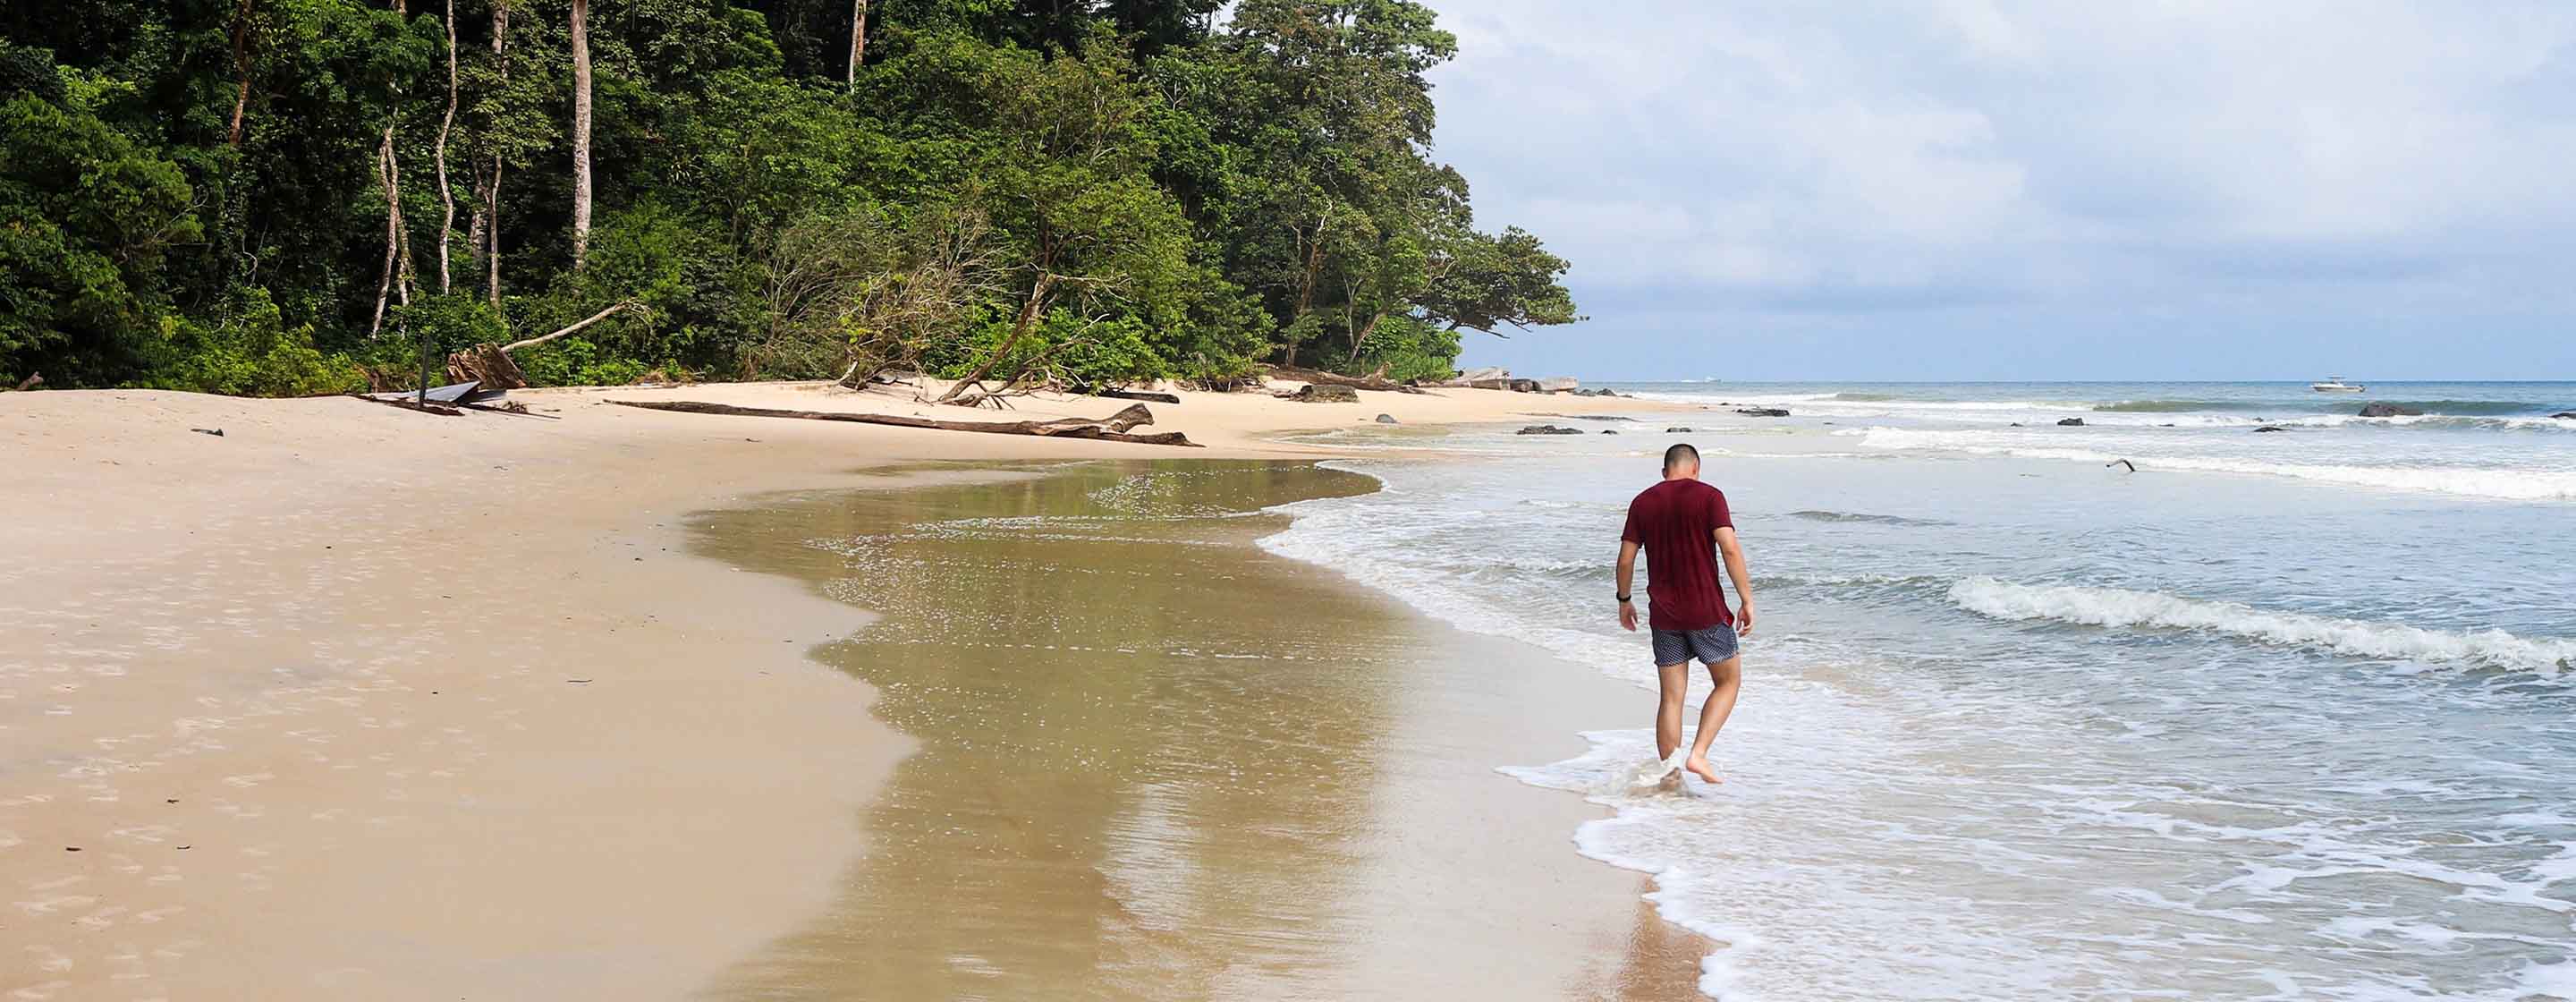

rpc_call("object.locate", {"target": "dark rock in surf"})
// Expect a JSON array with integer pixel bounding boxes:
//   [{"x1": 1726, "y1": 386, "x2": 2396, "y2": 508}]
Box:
[
  {"x1": 1601, "y1": 429, "x2": 1619, "y2": 435},
  {"x1": 1516, "y1": 424, "x2": 1584, "y2": 436},
  {"x1": 1735, "y1": 407, "x2": 1791, "y2": 417},
  {"x1": 2057, "y1": 417, "x2": 2085, "y2": 427},
  {"x1": 2552, "y1": 412, "x2": 2576, "y2": 420},
  {"x1": 2253, "y1": 425, "x2": 2288, "y2": 433},
  {"x1": 1665, "y1": 427, "x2": 1693, "y2": 433},
  {"x1": 1375, "y1": 413, "x2": 1399, "y2": 424},
  {"x1": 2358, "y1": 402, "x2": 2421, "y2": 418}
]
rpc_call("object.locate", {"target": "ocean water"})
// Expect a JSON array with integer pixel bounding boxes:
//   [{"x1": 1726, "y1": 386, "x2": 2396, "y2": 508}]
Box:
[{"x1": 1257, "y1": 382, "x2": 2576, "y2": 1000}]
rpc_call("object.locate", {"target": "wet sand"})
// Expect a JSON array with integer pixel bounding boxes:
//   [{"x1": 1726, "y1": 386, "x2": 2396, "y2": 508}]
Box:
[
  {"x1": 1, "y1": 381, "x2": 1687, "y2": 999},
  {"x1": 688, "y1": 460, "x2": 1716, "y2": 1000}
]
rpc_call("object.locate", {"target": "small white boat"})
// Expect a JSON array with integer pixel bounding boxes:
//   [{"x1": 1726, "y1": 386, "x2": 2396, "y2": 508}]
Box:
[{"x1": 2310, "y1": 378, "x2": 2366, "y2": 393}]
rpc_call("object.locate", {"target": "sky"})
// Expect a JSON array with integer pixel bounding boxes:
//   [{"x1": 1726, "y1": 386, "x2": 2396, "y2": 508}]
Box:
[{"x1": 1424, "y1": 1, "x2": 2576, "y2": 381}]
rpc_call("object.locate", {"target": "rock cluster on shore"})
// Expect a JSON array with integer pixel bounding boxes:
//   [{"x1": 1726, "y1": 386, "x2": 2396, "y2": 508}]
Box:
[{"x1": 1292, "y1": 384, "x2": 1360, "y2": 403}]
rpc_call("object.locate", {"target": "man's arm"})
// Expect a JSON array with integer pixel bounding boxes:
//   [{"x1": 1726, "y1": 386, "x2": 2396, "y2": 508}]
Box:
[
  {"x1": 1615, "y1": 539, "x2": 1641, "y2": 632},
  {"x1": 1716, "y1": 526, "x2": 1754, "y2": 635}
]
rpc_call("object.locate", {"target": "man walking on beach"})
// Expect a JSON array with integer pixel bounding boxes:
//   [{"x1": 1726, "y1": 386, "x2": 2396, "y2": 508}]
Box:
[{"x1": 1616, "y1": 443, "x2": 1754, "y2": 784}]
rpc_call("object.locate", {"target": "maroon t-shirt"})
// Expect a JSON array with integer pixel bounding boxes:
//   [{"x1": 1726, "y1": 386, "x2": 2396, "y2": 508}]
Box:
[{"x1": 1621, "y1": 479, "x2": 1734, "y2": 631}]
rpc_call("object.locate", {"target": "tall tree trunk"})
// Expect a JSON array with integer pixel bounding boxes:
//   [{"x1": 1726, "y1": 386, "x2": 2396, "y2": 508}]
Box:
[
  {"x1": 226, "y1": 0, "x2": 253, "y2": 146},
  {"x1": 433, "y1": 0, "x2": 459, "y2": 293},
  {"x1": 370, "y1": 0, "x2": 413, "y2": 336},
  {"x1": 569, "y1": 0, "x2": 592, "y2": 272},
  {"x1": 369, "y1": 128, "x2": 413, "y2": 335},
  {"x1": 937, "y1": 272, "x2": 1056, "y2": 403},
  {"x1": 846, "y1": 0, "x2": 869, "y2": 89},
  {"x1": 466, "y1": 206, "x2": 486, "y2": 285},
  {"x1": 485, "y1": 0, "x2": 509, "y2": 309},
  {"x1": 1345, "y1": 310, "x2": 1388, "y2": 365}
]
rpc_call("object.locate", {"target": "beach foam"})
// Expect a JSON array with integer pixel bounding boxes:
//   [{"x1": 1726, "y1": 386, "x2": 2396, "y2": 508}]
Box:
[
  {"x1": 1948, "y1": 576, "x2": 2576, "y2": 673},
  {"x1": 1855, "y1": 428, "x2": 2576, "y2": 500}
]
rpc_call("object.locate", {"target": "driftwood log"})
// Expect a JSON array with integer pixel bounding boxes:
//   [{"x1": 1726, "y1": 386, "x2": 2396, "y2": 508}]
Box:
[
  {"x1": 360, "y1": 396, "x2": 465, "y2": 416},
  {"x1": 438, "y1": 300, "x2": 645, "y2": 391},
  {"x1": 608, "y1": 399, "x2": 1199, "y2": 447},
  {"x1": 1264, "y1": 365, "x2": 1426, "y2": 395},
  {"x1": 1082, "y1": 387, "x2": 1182, "y2": 404}
]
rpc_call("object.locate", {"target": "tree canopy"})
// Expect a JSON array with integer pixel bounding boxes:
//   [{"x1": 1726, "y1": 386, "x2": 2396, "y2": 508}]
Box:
[{"x1": 0, "y1": 0, "x2": 1579, "y2": 393}]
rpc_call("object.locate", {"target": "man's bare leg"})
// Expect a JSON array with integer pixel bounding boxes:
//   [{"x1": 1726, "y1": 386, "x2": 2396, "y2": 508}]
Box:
[
  {"x1": 1655, "y1": 663, "x2": 1691, "y2": 762},
  {"x1": 1682, "y1": 655, "x2": 1742, "y2": 784}
]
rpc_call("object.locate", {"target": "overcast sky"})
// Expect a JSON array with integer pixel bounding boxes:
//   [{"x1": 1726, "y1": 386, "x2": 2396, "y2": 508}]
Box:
[{"x1": 1425, "y1": 1, "x2": 2576, "y2": 381}]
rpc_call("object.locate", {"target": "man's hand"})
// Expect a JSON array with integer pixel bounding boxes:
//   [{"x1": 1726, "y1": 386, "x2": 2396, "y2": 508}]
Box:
[
  {"x1": 1618, "y1": 600, "x2": 1640, "y2": 632},
  {"x1": 1735, "y1": 602, "x2": 1756, "y2": 637}
]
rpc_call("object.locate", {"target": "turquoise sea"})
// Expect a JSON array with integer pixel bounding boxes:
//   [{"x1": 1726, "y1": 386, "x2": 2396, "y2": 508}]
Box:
[{"x1": 1263, "y1": 381, "x2": 2576, "y2": 1000}]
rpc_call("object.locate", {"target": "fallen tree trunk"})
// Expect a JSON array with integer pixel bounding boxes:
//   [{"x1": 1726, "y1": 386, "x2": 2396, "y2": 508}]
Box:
[
  {"x1": 437, "y1": 300, "x2": 643, "y2": 391},
  {"x1": 608, "y1": 399, "x2": 1198, "y2": 447},
  {"x1": 1264, "y1": 364, "x2": 1426, "y2": 395},
  {"x1": 1071, "y1": 386, "x2": 1182, "y2": 404}
]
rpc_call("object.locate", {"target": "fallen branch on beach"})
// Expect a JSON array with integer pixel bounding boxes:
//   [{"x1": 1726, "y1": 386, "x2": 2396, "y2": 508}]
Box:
[
  {"x1": 441, "y1": 301, "x2": 649, "y2": 390},
  {"x1": 607, "y1": 399, "x2": 1199, "y2": 446},
  {"x1": 1264, "y1": 364, "x2": 1426, "y2": 395}
]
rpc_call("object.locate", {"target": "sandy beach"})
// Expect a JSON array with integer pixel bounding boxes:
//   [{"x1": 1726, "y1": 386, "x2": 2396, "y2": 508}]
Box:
[{"x1": 1, "y1": 379, "x2": 1696, "y2": 999}]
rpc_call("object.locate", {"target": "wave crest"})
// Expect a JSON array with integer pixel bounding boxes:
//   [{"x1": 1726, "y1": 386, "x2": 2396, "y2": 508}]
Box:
[{"x1": 1948, "y1": 577, "x2": 2576, "y2": 674}]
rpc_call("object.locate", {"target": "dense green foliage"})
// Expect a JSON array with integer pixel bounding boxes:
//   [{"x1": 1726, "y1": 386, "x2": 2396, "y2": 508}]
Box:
[{"x1": 0, "y1": 0, "x2": 1577, "y2": 394}]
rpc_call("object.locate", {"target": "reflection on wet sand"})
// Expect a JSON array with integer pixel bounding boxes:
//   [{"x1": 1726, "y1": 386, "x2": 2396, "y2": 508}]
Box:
[{"x1": 692, "y1": 461, "x2": 1713, "y2": 1000}]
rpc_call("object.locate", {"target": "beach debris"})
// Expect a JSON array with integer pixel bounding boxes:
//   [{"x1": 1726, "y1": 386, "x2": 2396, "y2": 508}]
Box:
[
  {"x1": 608, "y1": 399, "x2": 1200, "y2": 446},
  {"x1": 1375, "y1": 413, "x2": 1399, "y2": 424},
  {"x1": 1665, "y1": 426, "x2": 1693, "y2": 432},
  {"x1": 2253, "y1": 425, "x2": 2288, "y2": 433},
  {"x1": 8, "y1": 371, "x2": 38, "y2": 391},
  {"x1": 191, "y1": 428, "x2": 225, "y2": 437},
  {"x1": 1091, "y1": 388, "x2": 1182, "y2": 404},
  {"x1": 1267, "y1": 364, "x2": 1426, "y2": 395},
  {"x1": 1735, "y1": 407, "x2": 1791, "y2": 417},
  {"x1": 2057, "y1": 417, "x2": 2086, "y2": 426},
  {"x1": 1517, "y1": 424, "x2": 1585, "y2": 436},
  {"x1": 2358, "y1": 402, "x2": 2422, "y2": 418},
  {"x1": 438, "y1": 301, "x2": 648, "y2": 391},
  {"x1": 2106, "y1": 459, "x2": 2137, "y2": 472},
  {"x1": 363, "y1": 397, "x2": 466, "y2": 416},
  {"x1": 1288, "y1": 384, "x2": 1360, "y2": 403}
]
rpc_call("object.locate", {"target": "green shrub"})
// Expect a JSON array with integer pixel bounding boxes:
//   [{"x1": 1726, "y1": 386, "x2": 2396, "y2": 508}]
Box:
[
  {"x1": 514, "y1": 336, "x2": 652, "y2": 386},
  {"x1": 144, "y1": 288, "x2": 363, "y2": 396}
]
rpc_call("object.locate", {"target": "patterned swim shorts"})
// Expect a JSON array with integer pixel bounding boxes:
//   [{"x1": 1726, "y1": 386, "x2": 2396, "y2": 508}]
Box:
[{"x1": 1650, "y1": 624, "x2": 1740, "y2": 667}]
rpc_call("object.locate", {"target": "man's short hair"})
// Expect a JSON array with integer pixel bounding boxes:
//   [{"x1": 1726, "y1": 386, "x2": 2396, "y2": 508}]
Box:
[{"x1": 1664, "y1": 443, "x2": 1699, "y2": 471}]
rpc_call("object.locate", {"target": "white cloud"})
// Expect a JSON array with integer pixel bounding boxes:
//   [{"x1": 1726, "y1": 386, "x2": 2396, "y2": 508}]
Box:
[{"x1": 1428, "y1": 0, "x2": 2576, "y2": 317}]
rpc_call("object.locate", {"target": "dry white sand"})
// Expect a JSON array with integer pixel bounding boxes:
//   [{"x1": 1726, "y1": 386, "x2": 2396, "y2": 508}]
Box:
[{"x1": 0, "y1": 378, "x2": 1670, "y2": 1000}]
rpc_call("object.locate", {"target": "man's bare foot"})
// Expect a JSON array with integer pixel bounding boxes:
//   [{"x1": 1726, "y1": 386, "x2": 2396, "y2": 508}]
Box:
[{"x1": 1683, "y1": 756, "x2": 1724, "y2": 784}]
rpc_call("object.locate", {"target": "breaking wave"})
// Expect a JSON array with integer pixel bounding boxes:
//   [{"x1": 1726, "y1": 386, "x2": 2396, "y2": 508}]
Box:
[
  {"x1": 1948, "y1": 577, "x2": 2576, "y2": 674},
  {"x1": 1854, "y1": 429, "x2": 2576, "y2": 501}
]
